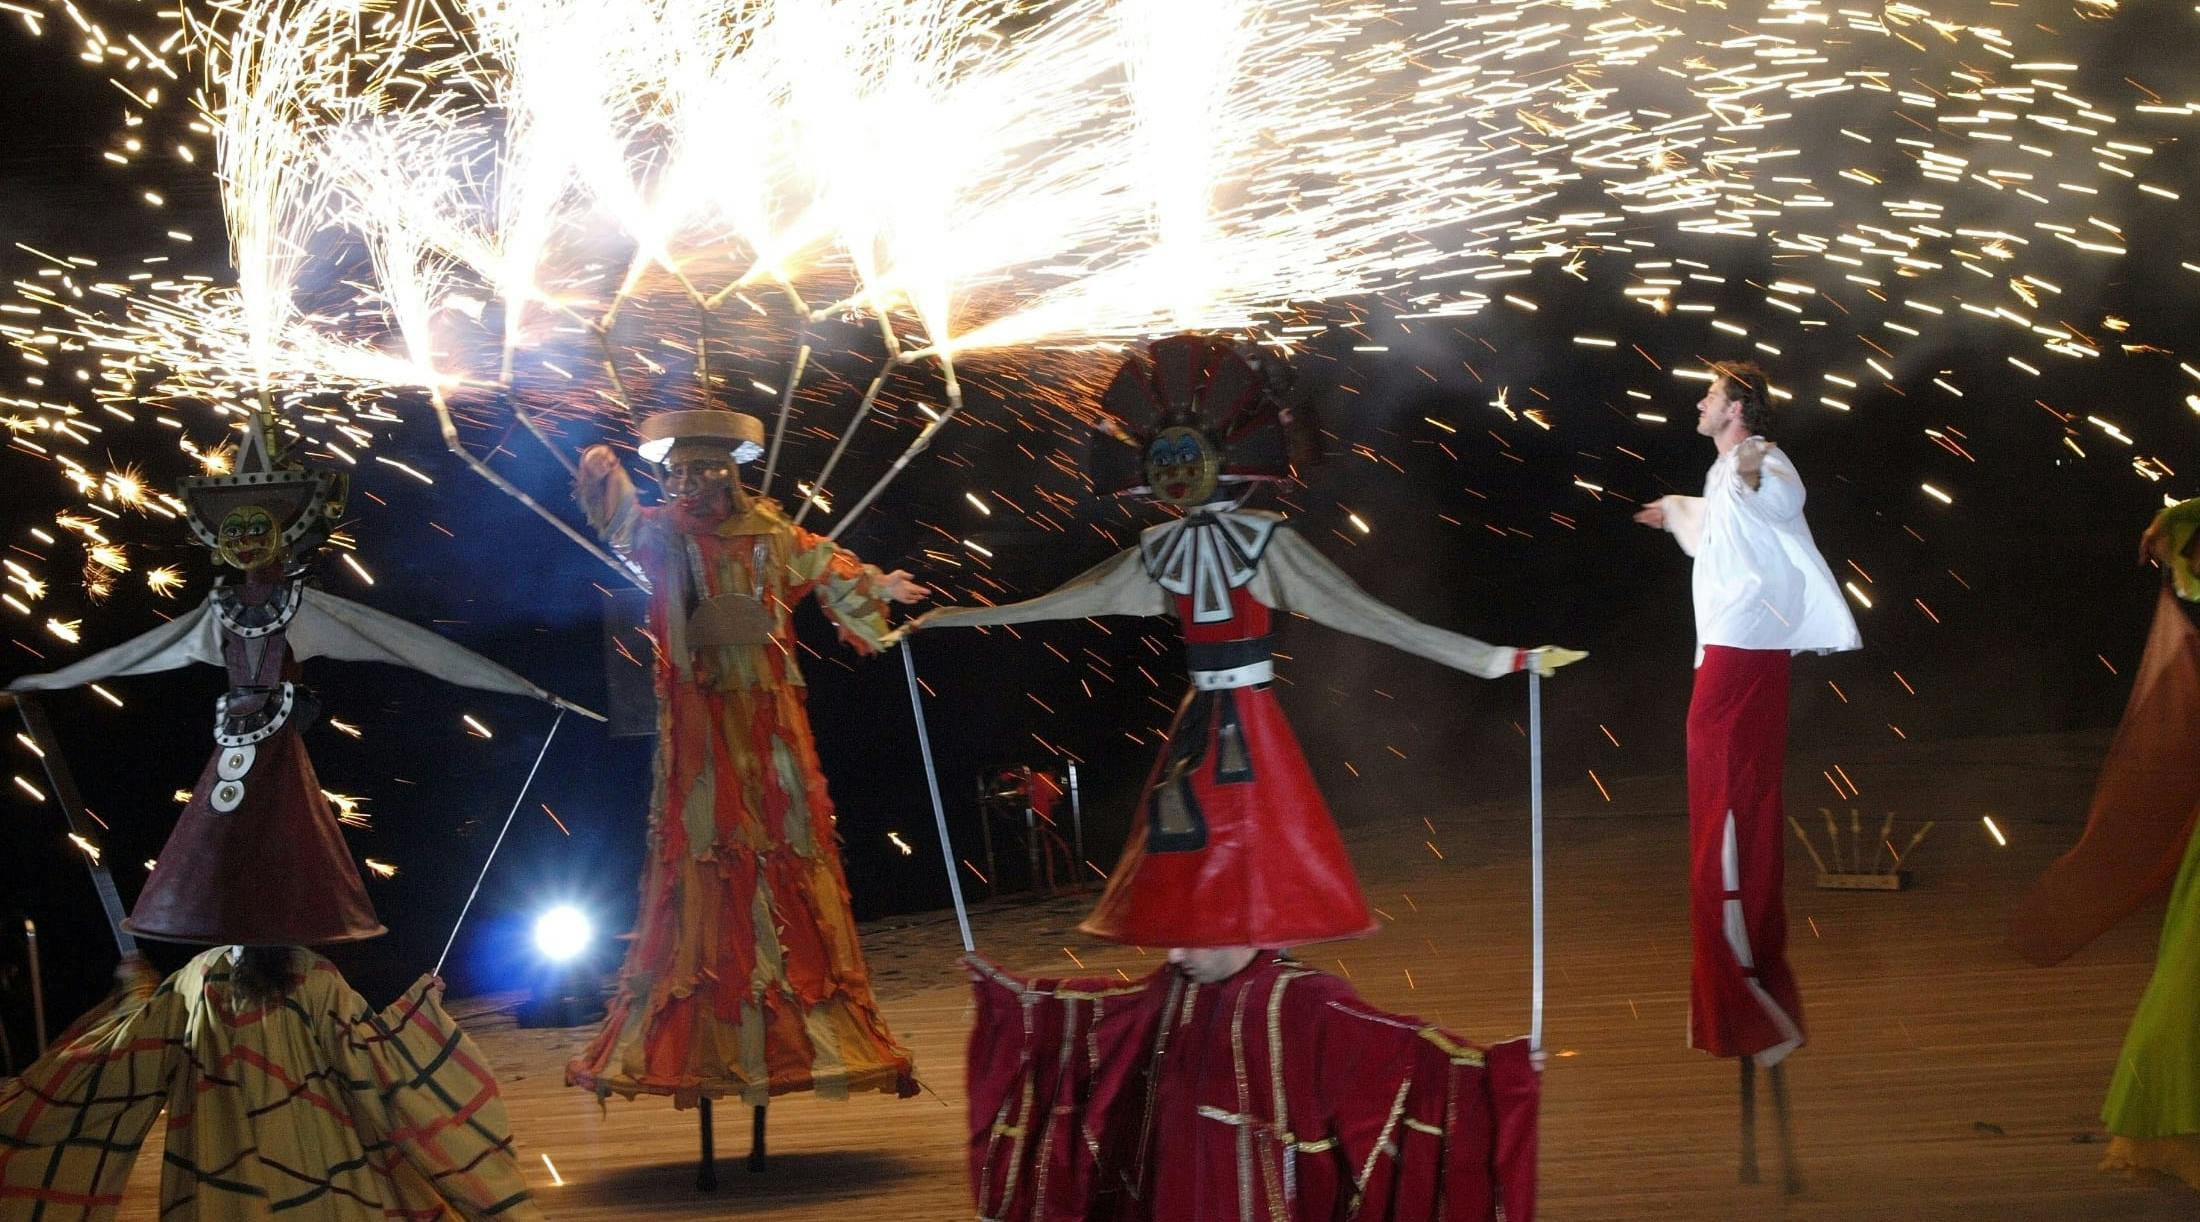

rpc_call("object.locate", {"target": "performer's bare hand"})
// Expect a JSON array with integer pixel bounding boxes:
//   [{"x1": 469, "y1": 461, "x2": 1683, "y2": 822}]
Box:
[
  {"x1": 1631, "y1": 503, "x2": 1666, "y2": 530},
  {"x1": 1528, "y1": 646, "x2": 1587, "y2": 677},
  {"x1": 1735, "y1": 437, "x2": 1770, "y2": 491},
  {"x1": 878, "y1": 570, "x2": 930, "y2": 605},
  {"x1": 578, "y1": 444, "x2": 621, "y2": 482}
]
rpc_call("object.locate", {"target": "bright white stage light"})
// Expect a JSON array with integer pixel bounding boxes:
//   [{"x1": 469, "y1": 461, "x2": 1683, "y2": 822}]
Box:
[{"x1": 533, "y1": 905, "x2": 593, "y2": 963}]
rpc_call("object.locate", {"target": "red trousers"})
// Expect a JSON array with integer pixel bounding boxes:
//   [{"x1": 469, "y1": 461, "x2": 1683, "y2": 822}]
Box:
[{"x1": 1687, "y1": 646, "x2": 1806, "y2": 1065}]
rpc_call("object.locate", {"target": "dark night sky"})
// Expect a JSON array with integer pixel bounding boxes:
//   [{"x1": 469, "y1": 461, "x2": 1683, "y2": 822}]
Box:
[{"x1": 1, "y1": 2, "x2": 2196, "y2": 1064}]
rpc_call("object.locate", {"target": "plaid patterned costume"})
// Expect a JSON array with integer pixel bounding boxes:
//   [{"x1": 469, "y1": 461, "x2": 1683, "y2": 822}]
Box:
[{"x1": 0, "y1": 949, "x2": 540, "y2": 1221}]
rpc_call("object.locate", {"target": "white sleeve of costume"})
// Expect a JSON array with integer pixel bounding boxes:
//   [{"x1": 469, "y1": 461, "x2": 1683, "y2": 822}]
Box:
[
  {"x1": 291, "y1": 588, "x2": 603, "y2": 719},
  {"x1": 1659, "y1": 494, "x2": 1706, "y2": 558},
  {"x1": 1727, "y1": 445, "x2": 1806, "y2": 521},
  {"x1": 1251, "y1": 528, "x2": 1521, "y2": 680},
  {"x1": 8, "y1": 601, "x2": 221, "y2": 691},
  {"x1": 917, "y1": 546, "x2": 1167, "y2": 630}
]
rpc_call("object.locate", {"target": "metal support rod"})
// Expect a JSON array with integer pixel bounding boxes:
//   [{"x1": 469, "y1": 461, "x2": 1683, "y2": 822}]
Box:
[
  {"x1": 697, "y1": 1098, "x2": 718, "y2": 1192},
  {"x1": 431, "y1": 390, "x2": 643, "y2": 589},
  {"x1": 1067, "y1": 762, "x2": 1084, "y2": 865},
  {"x1": 1770, "y1": 1063, "x2": 1802, "y2": 1195},
  {"x1": 791, "y1": 357, "x2": 895, "y2": 527},
  {"x1": 433, "y1": 707, "x2": 568, "y2": 979},
  {"x1": 903, "y1": 640, "x2": 974, "y2": 953},
  {"x1": 24, "y1": 918, "x2": 45, "y2": 1054},
  {"x1": 748, "y1": 1104, "x2": 767, "y2": 1173},
  {"x1": 15, "y1": 696, "x2": 135, "y2": 957},
  {"x1": 1740, "y1": 1058, "x2": 1760, "y2": 1185},
  {"x1": 759, "y1": 333, "x2": 811, "y2": 498},
  {"x1": 1529, "y1": 668, "x2": 1545, "y2": 1053},
  {"x1": 825, "y1": 395, "x2": 963, "y2": 542}
]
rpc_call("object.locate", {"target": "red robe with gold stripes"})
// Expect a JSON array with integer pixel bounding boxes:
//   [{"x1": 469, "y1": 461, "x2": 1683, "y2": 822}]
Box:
[{"x1": 965, "y1": 954, "x2": 1539, "y2": 1221}]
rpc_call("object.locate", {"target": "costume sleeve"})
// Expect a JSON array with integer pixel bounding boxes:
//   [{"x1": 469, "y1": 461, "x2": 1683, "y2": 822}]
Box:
[
  {"x1": 1724, "y1": 443, "x2": 1804, "y2": 521},
  {"x1": 290, "y1": 588, "x2": 601, "y2": 719},
  {"x1": 1656, "y1": 494, "x2": 1707, "y2": 557},
  {"x1": 329, "y1": 973, "x2": 544, "y2": 1221},
  {"x1": 964, "y1": 955, "x2": 1167, "y2": 1221},
  {"x1": 782, "y1": 524, "x2": 897, "y2": 654},
  {"x1": 0, "y1": 957, "x2": 177, "y2": 1215},
  {"x1": 1253, "y1": 528, "x2": 1522, "y2": 679},
  {"x1": 8, "y1": 600, "x2": 221, "y2": 691},
  {"x1": 1310, "y1": 992, "x2": 1541, "y2": 1222},
  {"x1": 919, "y1": 546, "x2": 1166, "y2": 632}
]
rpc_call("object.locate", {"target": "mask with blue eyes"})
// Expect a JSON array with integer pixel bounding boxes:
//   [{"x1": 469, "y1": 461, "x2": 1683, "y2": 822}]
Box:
[{"x1": 1142, "y1": 425, "x2": 1221, "y2": 507}]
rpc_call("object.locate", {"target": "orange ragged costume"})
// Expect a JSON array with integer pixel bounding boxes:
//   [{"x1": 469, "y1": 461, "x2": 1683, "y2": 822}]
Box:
[{"x1": 567, "y1": 408, "x2": 915, "y2": 1106}]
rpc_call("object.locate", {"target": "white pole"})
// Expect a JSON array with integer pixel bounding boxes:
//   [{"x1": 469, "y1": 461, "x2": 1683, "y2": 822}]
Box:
[
  {"x1": 1529, "y1": 667, "x2": 1545, "y2": 1052},
  {"x1": 903, "y1": 639, "x2": 975, "y2": 952},
  {"x1": 435, "y1": 706, "x2": 568, "y2": 978}
]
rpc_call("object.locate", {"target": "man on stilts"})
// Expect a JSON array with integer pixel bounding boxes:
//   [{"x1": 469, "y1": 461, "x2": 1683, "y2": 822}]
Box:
[
  {"x1": 566, "y1": 404, "x2": 926, "y2": 1185},
  {"x1": 1634, "y1": 361, "x2": 1859, "y2": 1193},
  {"x1": 911, "y1": 335, "x2": 1576, "y2": 1220}
]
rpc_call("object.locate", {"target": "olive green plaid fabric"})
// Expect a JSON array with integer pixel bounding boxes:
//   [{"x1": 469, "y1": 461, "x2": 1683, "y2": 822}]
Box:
[{"x1": 0, "y1": 949, "x2": 541, "y2": 1221}]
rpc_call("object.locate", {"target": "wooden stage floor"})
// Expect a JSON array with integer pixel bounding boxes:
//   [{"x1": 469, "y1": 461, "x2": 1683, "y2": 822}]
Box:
[{"x1": 114, "y1": 731, "x2": 2200, "y2": 1218}]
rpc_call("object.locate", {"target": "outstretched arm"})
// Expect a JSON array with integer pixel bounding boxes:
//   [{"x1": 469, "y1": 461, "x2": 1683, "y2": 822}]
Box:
[
  {"x1": 8, "y1": 600, "x2": 220, "y2": 691},
  {"x1": 290, "y1": 588, "x2": 603, "y2": 719},
  {"x1": 1637, "y1": 494, "x2": 1707, "y2": 557},
  {"x1": 784, "y1": 524, "x2": 924, "y2": 656},
  {"x1": 913, "y1": 546, "x2": 1166, "y2": 632},
  {"x1": 1727, "y1": 440, "x2": 1804, "y2": 521},
  {"x1": 1254, "y1": 529, "x2": 1554, "y2": 680},
  {"x1": 575, "y1": 444, "x2": 646, "y2": 558}
]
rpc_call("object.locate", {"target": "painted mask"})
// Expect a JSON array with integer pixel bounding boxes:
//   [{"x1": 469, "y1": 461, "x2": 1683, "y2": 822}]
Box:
[
  {"x1": 1143, "y1": 426, "x2": 1220, "y2": 507},
  {"x1": 661, "y1": 451, "x2": 741, "y2": 523},
  {"x1": 215, "y1": 505, "x2": 282, "y2": 571}
]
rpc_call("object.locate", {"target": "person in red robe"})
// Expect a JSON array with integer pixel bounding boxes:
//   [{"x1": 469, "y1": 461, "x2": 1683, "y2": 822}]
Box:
[{"x1": 914, "y1": 336, "x2": 1570, "y2": 1220}]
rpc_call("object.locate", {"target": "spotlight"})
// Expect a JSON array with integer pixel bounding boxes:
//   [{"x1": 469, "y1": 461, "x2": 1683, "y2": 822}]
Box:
[
  {"x1": 533, "y1": 905, "x2": 593, "y2": 963},
  {"x1": 518, "y1": 903, "x2": 607, "y2": 1029}
]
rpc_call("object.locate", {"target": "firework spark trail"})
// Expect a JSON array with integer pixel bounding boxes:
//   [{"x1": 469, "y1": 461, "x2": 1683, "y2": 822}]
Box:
[{"x1": 1, "y1": 1, "x2": 2194, "y2": 850}]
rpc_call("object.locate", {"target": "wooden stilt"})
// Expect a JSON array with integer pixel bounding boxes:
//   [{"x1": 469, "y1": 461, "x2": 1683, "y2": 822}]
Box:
[
  {"x1": 1770, "y1": 1062, "x2": 1803, "y2": 1196},
  {"x1": 1738, "y1": 1058, "x2": 1760, "y2": 1185},
  {"x1": 696, "y1": 1098, "x2": 717, "y2": 1192},
  {"x1": 749, "y1": 1104, "x2": 768, "y2": 1173}
]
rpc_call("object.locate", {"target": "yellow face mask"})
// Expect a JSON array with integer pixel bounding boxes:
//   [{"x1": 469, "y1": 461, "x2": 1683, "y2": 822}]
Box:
[
  {"x1": 216, "y1": 505, "x2": 281, "y2": 572},
  {"x1": 1143, "y1": 426, "x2": 1220, "y2": 507}
]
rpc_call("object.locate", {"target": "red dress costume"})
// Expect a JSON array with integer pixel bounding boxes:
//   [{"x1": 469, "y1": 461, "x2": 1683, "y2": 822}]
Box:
[
  {"x1": 965, "y1": 953, "x2": 1540, "y2": 1221},
  {"x1": 567, "y1": 452, "x2": 914, "y2": 1105},
  {"x1": 921, "y1": 336, "x2": 1564, "y2": 1219}
]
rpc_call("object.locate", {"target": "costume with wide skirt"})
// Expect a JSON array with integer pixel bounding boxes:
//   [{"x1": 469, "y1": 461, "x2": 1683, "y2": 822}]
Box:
[
  {"x1": 0, "y1": 949, "x2": 539, "y2": 1221},
  {"x1": 2010, "y1": 531, "x2": 2200, "y2": 1189},
  {"x1": 920, "y1": 506, "x2": 1526, "y2": 949},
  {"x1": 964, "y1": 953, "x2": 1540, "y2": 1221},
  {"x1": 568, "y1": 470, "x2": 913, "y2": 1105}
]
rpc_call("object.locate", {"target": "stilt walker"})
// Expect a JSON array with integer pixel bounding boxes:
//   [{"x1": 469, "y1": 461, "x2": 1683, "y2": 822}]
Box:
[
  {"x1": 2010, "y1": 498, "x2": 2200, "y2": 1192},
  {"x1": 1635, "y1": 361, "x2": 1859, "y2": 1193},
  {"x1": 912, "y1": 335, "x2": 1583, "y2": 1220},
  {"x1": 0, "y1": 409, "x2": 584, "y2": 1219},
  {"x1": 564, "y1": 403, "x2": 927, "y2": 1184}
]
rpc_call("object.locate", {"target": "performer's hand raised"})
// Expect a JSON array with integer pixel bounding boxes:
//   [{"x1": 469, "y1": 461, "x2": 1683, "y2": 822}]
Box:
[
  {"x1": 1527, "y1": 646, "x2": 1587, "y2": 677},
  {"x1": 1632, "y1": 502, "x2": 1666, "y2": 530},
  {"x1": 1735, "y1": 436, "x2": 1771, "y2": 490},
  {"x1": 878, "y1": 570, "x2": 931, "y2": 605},
  {"x1": 578, "y1": 444, "x2": 621, "y2": 482}
]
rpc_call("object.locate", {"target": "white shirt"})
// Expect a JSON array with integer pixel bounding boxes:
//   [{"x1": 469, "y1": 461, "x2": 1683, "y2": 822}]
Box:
[{"x1": 1654, "y1": 439, "x2": 1860, "y2": 666}]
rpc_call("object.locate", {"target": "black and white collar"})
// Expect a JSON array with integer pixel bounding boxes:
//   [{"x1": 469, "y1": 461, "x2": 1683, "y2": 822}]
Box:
[{"x1": 1140, "y1": 507, "x2": 1282, "y2": 624}]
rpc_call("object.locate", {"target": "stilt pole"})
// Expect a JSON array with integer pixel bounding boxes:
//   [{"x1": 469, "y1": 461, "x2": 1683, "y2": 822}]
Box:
[{"x1": 697, "y1": 1098, "x2": 717, "y2": 1192}]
